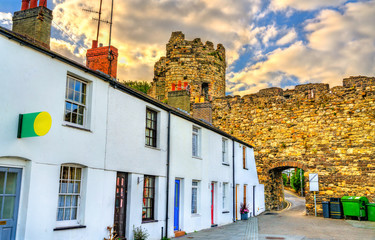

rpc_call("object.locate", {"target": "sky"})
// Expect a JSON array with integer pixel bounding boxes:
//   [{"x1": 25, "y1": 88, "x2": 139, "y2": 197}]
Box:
[{"x1": 1, "y1": 0, "x2": 375, "y2": 96}]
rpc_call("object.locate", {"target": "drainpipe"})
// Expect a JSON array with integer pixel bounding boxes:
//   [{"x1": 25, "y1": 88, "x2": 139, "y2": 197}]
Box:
[
  {"x1": 232, "y1": 140, "x2": 236, "y2": 222},
  {"x1": 165, "y1": 111, "x2": 171, "y2": 238}
]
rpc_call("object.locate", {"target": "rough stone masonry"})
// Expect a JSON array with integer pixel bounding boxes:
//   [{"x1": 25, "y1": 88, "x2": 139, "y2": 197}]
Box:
[{"x1": 212, "y1": 76, "x2": 375, "y2": 215}]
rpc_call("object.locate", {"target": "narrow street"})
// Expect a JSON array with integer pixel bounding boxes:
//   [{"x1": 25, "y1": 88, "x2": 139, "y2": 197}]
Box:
[{"x1": 175, "y1": 190, "x2": 375, "y2": 239}]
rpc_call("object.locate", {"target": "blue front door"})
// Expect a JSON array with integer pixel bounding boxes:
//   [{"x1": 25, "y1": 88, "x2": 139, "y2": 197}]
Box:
[
  {"x1": 174, "y1": 179, "x2": 180, "y2": 231},
  {"x1": 0, "y1": 167, "x2": 22, "y2": 240}
]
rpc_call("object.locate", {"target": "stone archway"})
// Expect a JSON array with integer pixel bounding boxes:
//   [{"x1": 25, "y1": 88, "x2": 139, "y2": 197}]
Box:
[{"x1": 266, "y1": 161, "x2": 308, "y2": 210}]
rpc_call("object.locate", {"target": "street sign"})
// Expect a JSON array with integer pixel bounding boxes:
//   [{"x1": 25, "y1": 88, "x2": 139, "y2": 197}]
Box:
[{"x1": 309, "y1": 173, "x2": 319, "y2": 191}]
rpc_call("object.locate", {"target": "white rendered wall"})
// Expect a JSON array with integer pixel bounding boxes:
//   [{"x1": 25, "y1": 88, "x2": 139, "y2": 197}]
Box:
[{"x1": 167, "y1": 115, "x2": 234, "y2": 237}]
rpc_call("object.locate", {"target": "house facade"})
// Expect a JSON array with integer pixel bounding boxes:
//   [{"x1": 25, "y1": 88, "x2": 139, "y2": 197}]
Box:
[{"x1": 0, "y1": 3, "x2": 264, "y2": 239}]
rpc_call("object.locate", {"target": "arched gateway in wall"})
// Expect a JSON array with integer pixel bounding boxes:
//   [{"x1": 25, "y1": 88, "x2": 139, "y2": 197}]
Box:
[{"x1": 266, "y1": 161, "x2": 309, "y2": 211}]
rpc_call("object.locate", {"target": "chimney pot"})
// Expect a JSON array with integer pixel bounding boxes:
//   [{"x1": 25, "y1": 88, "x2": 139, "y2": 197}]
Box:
[
  {"x1": 30, "y1": 0, "x2": 37, "y2": 8},
  {"x1": 39, "y1": 0, "x2": 47, "y2": 7},
  {"x1": 92, "y1": 40, "x2": 98, "y2": 49},
  {"x1": 21, "y1": 0, "x2": 30, "y2": 10}
]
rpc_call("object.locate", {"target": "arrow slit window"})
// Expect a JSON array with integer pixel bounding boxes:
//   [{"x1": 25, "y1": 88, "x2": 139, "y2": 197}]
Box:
[{"x1": 64, "y1": 76, "x2": 87, "y2": 126}]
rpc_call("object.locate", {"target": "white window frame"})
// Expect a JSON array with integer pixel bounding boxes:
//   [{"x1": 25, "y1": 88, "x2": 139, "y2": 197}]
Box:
[
  {"x1": 56, "y1": 164, "x2": 84, "y2": 227},
  {"x1": 192, "y1": 126, "x2": 201, "y2": 158},
  {"x1": 191, "y1": 180, "x2": 199, "y2": 214},
  {"x1": 222, "y1": 138, "x2": 229, "y2": 164},
  {"x1": 64, "y1": 75, "x2": 89, "y2": 128},
  {"x1": 222, "y1": 182, "x2": 229, "y2": 210}
]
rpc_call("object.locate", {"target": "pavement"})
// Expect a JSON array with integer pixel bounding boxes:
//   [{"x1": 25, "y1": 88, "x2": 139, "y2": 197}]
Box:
[{"x1": 173, "y1": 190, "x2": 375, "y2": 240}]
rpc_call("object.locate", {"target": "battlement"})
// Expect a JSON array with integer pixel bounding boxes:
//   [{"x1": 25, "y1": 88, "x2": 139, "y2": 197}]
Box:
[
  {"x1": 343, "y1": 76, "x2": 375, "y2": 89},
  {"x1": 218, "y1": 77, "x2": 375, "y2": 105},
  {"x1": 149, "y1": 31, "x2": 226, "y2": 102}
]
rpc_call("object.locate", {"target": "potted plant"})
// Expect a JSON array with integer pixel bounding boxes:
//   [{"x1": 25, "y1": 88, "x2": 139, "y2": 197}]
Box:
[{"x1": 240, "y1": 203, "x2": 250, "y2": 220}]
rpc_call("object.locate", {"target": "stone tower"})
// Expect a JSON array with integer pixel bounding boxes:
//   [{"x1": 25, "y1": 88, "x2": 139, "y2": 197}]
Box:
[
  {"x1": 12, "y1": 0, "x2": 53, "y2": 49},
  {"x1": 149, "y1": 31, "x2": 226, "y2": 103}
]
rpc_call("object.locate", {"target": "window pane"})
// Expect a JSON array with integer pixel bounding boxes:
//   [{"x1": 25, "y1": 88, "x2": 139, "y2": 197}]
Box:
[
  {"x1": 65, "y1": 102, "x2": 72, "y2": 111},
  {"x1": 68, "y1": 182, "x2": 74, "y2": 193},
  {"x1": 67, "y1": 89, "x2": 74, "y2": 100},
  {"x1": 60, "y1": 181, "x2": 68, "y2": 193},
  {"x1": 70, "y1": 167, "x2": 76, "y2": 180},
  {"x1": 68, "y1": 78, "x2": 74, "y2": 89},
  {"x1": 62, "y1": 166, "x2": 69, "y2": 180},
  {"x1": 75, "y1": 81, "x2": 81, "y2": 92},
  {"x1": 82, "y1": 83, "x2": 86, "y2": 94},
  {"x1": 3, "y1": 196, "x2": 15, "y2": 219},
  {"x1": 74, "y1": 91, "x2": 80, "y2": 102},
  {"x1": 75, "y1": 168, "x2": 82, "y2": 180},
  {"x1": 57, "y1": 208, "x2": 64, "y2": 221},
  {"x1": 71, "y1": 207, "x2": 77, "y2": 220},
  {"x1": 66, "y1": 195, "x2": 71, "y2": 207},
  {"x1": 77, "y1": 115, "x2": 83, "y2": 125},
  {"x1": 0, "y1": 197, "x2": 2, "y2": 217},
  {"x1": 64, "y1": 208, "x2": 71, "y2": 220},
  {"x1": 72, "y1": 196, "x2": 78, "y2": 206},
  {"x1": 0, "y1": 172, "x2": 4, "y2": 194},
  {"x1": 78, "y1": 106, "x2": 84, "y2": 115},
  {"x1": 65, "y1": 111, "x2": 72, "y2": 122},
  {"x1": 58, "y1": 196, "x2": 65, "y2": 207},
  {"x1": 74, "y1": 181, "x2": 81, "y2": 193},
  {"x1": 72, "y1": 113, "x2": 77, "y2": 124}
]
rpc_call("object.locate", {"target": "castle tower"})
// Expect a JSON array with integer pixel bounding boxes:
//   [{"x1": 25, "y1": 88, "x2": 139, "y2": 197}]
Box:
[
  {"x1": 149, "y1": 31, "x2": 226, "y2": 104},
  {"x1": 12, "y1": 0, "x2": 53, "y2": 49}
]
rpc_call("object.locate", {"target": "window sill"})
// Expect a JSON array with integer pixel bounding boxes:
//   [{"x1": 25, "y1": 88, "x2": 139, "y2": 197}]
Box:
[
  {"x1": 222, "y1": 211, "x2": 230, "y2": 214},
  {"x1": 142, "y1": 219, "x2": 158, "y2": 224},
  {"x1": 222, "y1": 162, "x2": 230, "y2": 166},
  {"x1": 53, "y1": 225, "x2": 86, "y2": 231},
  {"x1": 191, "y1": 214, "x2": 201, "y2": 217},
  {"x1": 62, "y1": 123, "x2": 91, "y2": 132},
  {"x1": 144, "y1": 145, "x2": 161, "y2": 151},
  {"x1": 192, "y1": 156, "x2": 202, "y2": 160}
]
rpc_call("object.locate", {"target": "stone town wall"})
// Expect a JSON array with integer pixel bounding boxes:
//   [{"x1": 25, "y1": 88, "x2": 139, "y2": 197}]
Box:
[
  {"x1": 212, "y1": 77, "x2": 375, "y2": 214},
  {"x1": 149, "y1": 31, "x2": 226, "y2": 102}
]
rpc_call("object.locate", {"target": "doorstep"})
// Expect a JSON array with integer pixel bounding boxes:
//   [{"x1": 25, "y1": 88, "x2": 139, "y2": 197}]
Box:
[{"x1": 174, "y1": 230, "x2": 186, "y2": 237}]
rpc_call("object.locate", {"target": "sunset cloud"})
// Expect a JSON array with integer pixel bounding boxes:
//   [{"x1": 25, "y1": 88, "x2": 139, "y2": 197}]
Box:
[
  {"x1": 1, "y1": 0, "x2": 374, "y2": 96},
  {"x1": 228, "y1": 0, "x2": 375, "y2": 95}
]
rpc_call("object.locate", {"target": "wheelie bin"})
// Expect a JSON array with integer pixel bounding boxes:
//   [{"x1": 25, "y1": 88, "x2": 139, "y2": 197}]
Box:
[
  {"x1": 330, "y1": 198, "x2": 343, "y2": 219},
  {"x1": 322, "y1": 201, "x2": 330, "y2": 218},
  {"x1": 367, "y1": 203, "x2": 375, "y2": 222},
  {"x1": 341, "y1": 196, "x2": 369, "y2": 220}
]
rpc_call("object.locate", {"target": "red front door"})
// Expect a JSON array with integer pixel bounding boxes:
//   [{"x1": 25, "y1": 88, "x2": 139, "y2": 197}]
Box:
[{"x1": 211, "y1": 182, "x2": 214, "y2": 225}]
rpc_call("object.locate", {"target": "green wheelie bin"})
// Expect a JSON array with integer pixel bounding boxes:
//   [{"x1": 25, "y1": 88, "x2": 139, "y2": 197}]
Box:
[
  {"x1": 367, "y1": 203, "x2": 375, "y2": 222},
  {"x1": 341, "y1": 196, "x2": 369, "y2": 220}
]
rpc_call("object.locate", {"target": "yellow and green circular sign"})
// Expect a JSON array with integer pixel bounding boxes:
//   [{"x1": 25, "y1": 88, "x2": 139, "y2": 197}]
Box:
[{"x1": 18, "y1": 111, "x2": 52, "y2": 138}]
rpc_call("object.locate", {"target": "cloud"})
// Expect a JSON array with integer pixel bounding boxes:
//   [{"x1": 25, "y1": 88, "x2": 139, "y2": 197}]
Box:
[
  {"x1": 0, "y1": 12, "x2": 12, "y2": 28},
  {"x1": 276, "y1": 29, "x2": 297, "y2": 45},
  {"x1": 49, "y1": 0, "x2": 262, "y2": 81},
  {"x1": 269, "y1": 0, "x2": 347, "y2": 11},
  {"x1": 228, "y1": 0, "x2": 375, "y2": 95}
]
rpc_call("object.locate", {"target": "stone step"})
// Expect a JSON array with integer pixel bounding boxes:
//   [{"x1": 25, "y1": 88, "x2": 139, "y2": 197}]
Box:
[{"x1": 174, "y1": 230, "x2": 186, "y2": 238}]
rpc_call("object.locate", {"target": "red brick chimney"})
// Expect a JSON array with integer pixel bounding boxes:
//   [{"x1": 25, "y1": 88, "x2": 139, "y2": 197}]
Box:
[
  {"x1": 13, "y1": 0, "x2": 53, "y2": 49},
  {"x1": 86, "y1": 40, "x2": 118, "y2": 79}
]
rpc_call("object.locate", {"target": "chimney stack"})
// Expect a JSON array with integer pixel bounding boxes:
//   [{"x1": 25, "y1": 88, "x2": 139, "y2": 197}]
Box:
[
  {"x1": 13, "y1": 0, "x2": 53, "y2": 48},
  {"x1": 86, "y1": 40, "x2": 119, "y2": 79}
]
